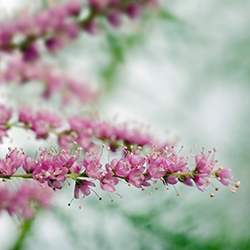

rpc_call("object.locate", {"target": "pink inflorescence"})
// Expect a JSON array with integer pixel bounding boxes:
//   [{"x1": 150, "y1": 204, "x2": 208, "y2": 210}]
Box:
[
  {"x1": 0, "y1": 182, "x2": 52, "y2": 218},
  {"x1": 0, "y1": 146, "x2": 238, "y2": 201},
  {"x1": 0, "y1": 0, "x2": 157, "y2": 60},
  {"x1": 0, "y1": 105, "x2": 239, "y2": 208},
  {"x1": 18, "y1": 107, "x2": 62, "y2": 139},
  {"x1": 0, "y1": 56, "x2": 98, "y2": 104},
  {"x1": 0, "y1": 104, "x2": 158, "y2": 149},
  {"x1": 59, "y1": 116, "x2": 157, "y2": 151}
]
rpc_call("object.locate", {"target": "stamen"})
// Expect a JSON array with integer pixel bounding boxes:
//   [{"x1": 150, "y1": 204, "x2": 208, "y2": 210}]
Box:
[
  {"x1": 68, "y1": 198, "x2": 74, "y2": 206},
  {"x1": 173, "y1": 185, "x2": 180, "y2": 197},
  {"x1": 90, "y1": 188, "x2": 102, "y2": 200},
  {"x1": 234, "y1": 181, "x2": 240, "y2": 189},
  {"x1": 210, "y1": 192, "x2": 215, "y2": 198}
]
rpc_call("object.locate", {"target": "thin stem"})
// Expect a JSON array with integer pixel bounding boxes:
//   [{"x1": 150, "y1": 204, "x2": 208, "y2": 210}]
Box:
[
  {"x1": 0, "y1": 174, "x2": 32, "y2": 179},
  {"x1": 0, "y1": 173, "x2": 83, "y2": 181},
  {"x1": 0, "y1": 171, "x2": 204, "y2": 182},
  {"x1": 10, "y1": 217, "x2": 36, "y2": 250}
]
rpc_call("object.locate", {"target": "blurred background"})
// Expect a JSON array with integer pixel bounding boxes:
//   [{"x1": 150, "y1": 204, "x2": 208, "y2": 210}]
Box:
[{"x1": 0, "y1": 0, "x2": 249, "y2": 249}]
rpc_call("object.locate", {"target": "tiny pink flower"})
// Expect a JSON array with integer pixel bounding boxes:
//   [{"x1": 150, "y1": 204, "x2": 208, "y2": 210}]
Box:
[
  {"x1": 74, "y1": 180, "x2": 95, "y2": 198},
  {"x1": 127, "y1": 153, "x2": 145, "y2": 167},
  {"x1": 23, "y1": 156, "x2": 36, "y2": 173},
  {"x1": 193, "y1": 175, "x2": 210, "y2": 191},
  {"x1": 147, "y1": 155, "x2": 167, "y2": 179},
  {"x1": 83, "y1": 150, "x2": 102, "y2": 179},
  {"x1": 128, "y1": 167, "x2": 145, "y2": 188},
  {"x1": 166, "y1": 154, "x2": 187, "y2": 173},
  {"x1": 182, "y1": 177, "x2": 194, "y2": 186},
  {"x1": 113, "y1": 159, "x2": 131, "y2": 177},
  {"x1": 216, "y1": 167, "x2": 232, "y2": 186},
  {"x1": 166, "y1": 175, "x2": 178, "y2": 185},
  {"x1": 0, "y1": 149, "x2": 25, "y2": 176},
  {"x1": 195, "y1": 153, "x2": 214, "y2": 175},
  {"x1": 100, "y1": 168, "x2": 119, "y2": 192}
]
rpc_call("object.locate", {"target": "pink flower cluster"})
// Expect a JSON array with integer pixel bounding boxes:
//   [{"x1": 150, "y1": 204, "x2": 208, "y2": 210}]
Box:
[
  {"x1": 0, "y1": 182, "x2": 52, "y2": 218},
  {"x1": 0, "y1": 1, "x2": 81, "y2": 59},
  {"x1": 0, "y1": 104, "x2": 157, "y2": 149},
  {"x1": 0, "y1": 147, "x2": 235, "y2": 201},
  {"x1": 0, "y1": 0, "x2": 156, "y2": 60},
  {"x1": 60, "y1": 116, "x2": 156, "y2": 151},
  {"x1": 0, "y1": 56, "x2": 98, "y2": 104},
  {"x1": 18, "y1": 107, "x2": 62, "y2": 139},
  {"x1": 0, "y1": 148, "x2": 25, "y2": 176},
  {"x1": 0, "y1": 105, "x2": 238, "y2": 198},
  {"x1": 89, "y1": 0, "x2": 157, "y2": 28}
]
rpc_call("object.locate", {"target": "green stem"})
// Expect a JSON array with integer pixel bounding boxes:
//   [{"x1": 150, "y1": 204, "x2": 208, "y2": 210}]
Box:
[
  {"x1": 0, "y1": 174, "x2": 32, "y2": 179},
  {"x1": 0, "y1": 171, "x2": 203, "y2": 183},
  {"x1": 10, "y1": 217, "x2": 35, "y2": 250},
  {"x1": 0, "y1": 173, "x2": 84, "y2": 181}
]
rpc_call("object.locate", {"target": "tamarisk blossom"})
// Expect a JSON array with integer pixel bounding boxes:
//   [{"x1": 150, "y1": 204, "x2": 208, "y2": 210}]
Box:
[
  {"x1": 0, "y1": 104, "x2": 159, "y2": 149},
  {"x1": 0, "y1": 105, "x2": 239, "y2": 201},
  {"x1": 216, "y1": 168, "x2": 233, "y2": 186},
  {"x1": 0, "y1": 182, "x2": 52, "y2": 218},
  {"x1": 60, "y1": 116, "x2": 156, "y2": 151},
  {"x1": 0, "y1": 148, "x2": 25, "y2": 177},
  {"x1": 18, "y1": 107, "x2": 62, "y2": 139},
  {"x1": 0, "y1": 56, "x2": 98, "y2": 104},
  {"x1": 0, "y1": 146, "x2": 238, "y2": 202},
  {"x1": 0, "y1": 0, "x2": 157, "y2": 60}
]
